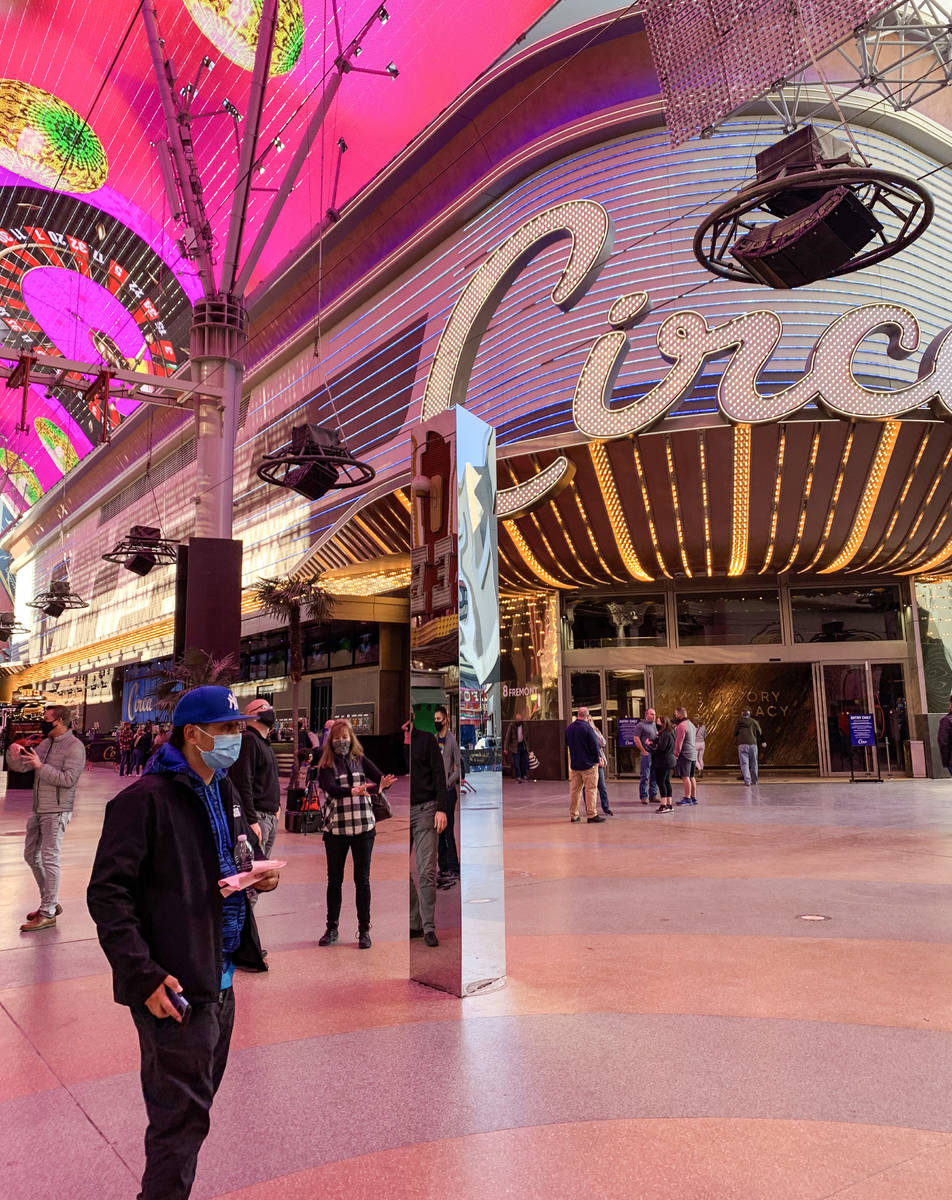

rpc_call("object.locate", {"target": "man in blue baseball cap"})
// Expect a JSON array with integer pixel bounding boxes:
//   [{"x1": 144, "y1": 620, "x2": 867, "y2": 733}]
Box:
[{"x1": 88, "y1": 686, "x2": 280, "y2": 1200}]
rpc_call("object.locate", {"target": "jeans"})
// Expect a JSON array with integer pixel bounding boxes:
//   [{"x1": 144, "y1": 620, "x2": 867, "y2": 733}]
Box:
[
  {"x1": 249, "y1": 810, "x2": 279, "y2": 907},
  {"x1": 131, "y1": 986, "x2": 235, "y2": 1200},
  {"x1": 585, "y1": 766, "x2": 610, "y2": 813},
  {"x1": 24, "y1": 811, "x2": 71, "y2": 916},
  {"x1": 511, "y1": 743, "x2": 529, "y2": 780},
  {"x1": 639, "y1": 755, "x2": 658, "y2": 800},
  {"x1": 438, "y1": 786, "x2": 460, "y2": 875},
  {"x1": 119, "y1": 748, "x2": 135, "y2": 776},
  {"x1": 738, "y1": 743, "x2": 759, "y2": 784},
  {"x1": 569, "y1": 766, "x2": 598, "y2": 818},
  {"x1": 409, "y1": 801, "x2": 438, "y2": 933},
  {"x1": 323, "y1": 829, "x2": 375, "y2": 929}
]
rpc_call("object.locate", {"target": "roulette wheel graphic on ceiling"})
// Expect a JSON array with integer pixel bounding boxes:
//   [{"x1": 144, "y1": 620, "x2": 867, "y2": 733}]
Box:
[{"x1": 0, "y1": 185, "x2": 192, "y2": 452}]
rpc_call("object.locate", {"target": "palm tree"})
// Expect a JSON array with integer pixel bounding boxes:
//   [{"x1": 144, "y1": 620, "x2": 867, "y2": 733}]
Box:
[
  {"x1": 251, "y1": 573, "x2": 333, "y2": 790},
  {"x1": 154, "y1": 648, "x2": 240, "y2": 716}
]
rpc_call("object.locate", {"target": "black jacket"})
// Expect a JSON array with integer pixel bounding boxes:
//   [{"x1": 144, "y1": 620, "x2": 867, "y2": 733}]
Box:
[
  {"x1": 651, "y1": 729, "x2": 676, "y2": 770},
  {"x1": 87, "y1": 769, "x2": 267, "y2": 1008},
  {"x1": 409, "y1": 727, "x2": 449, "y2": 812},
  {"x1": 228, "y1": 726, "x2": 281, "y2": 820}
]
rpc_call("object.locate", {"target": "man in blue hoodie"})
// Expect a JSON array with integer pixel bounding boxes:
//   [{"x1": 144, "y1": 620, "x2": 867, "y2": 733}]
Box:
[{"x1": 88, "y1": 687, "x2": 279, "y2": 1200}]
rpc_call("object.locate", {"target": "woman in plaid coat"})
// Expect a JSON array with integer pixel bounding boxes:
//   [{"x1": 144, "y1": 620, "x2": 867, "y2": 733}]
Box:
[{"x1": 316, "y1": 720, "x2": 395, "y2": 950}]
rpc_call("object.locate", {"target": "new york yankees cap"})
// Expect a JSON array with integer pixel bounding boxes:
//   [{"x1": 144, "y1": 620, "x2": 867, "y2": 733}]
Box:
[{"x1": 172, "y1": 686, "x2": 252, "y2": 727}]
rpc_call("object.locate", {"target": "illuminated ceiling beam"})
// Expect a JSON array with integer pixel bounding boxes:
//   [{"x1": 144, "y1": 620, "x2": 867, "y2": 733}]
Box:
[
  {"x1": 727, "y1": 424, "x2": 751, "y2": 577},
  {"x1": 758, "y1": 427, "x2": 786, "y2": 575},
  {"x1": 588, "y1": 441, "x2": 652, "y2": 582},
  {"x1": 698, "y1": 430, "x2": 713, "y2": 577},
  {"x1": 876, "y1": 441, "x2": 952, "y2": 571},
  {"x1": 800, "y1": 425, "x2": 855, "y2": 573},
  {"x1": 631, "y1": 440, "x2": 670, "y2": 578},
  {"x1": 848, "y1": 428, "x2": 930, "y2": 573},
  {"x1": 819, "y1": 420, "x2": 900, "y2": 574},
  {"x1": 900, "y1": 534, "x2": 952, "y2": 577},
  {"x1": 501, "y1": 520, "x2": 575, "y2": 589},
  {"x1": 778, "y1": 424, "x2": 820, "y2": 574},
  {"x1": 664, "y1": 435, "x2": 692, "y2": 578}
]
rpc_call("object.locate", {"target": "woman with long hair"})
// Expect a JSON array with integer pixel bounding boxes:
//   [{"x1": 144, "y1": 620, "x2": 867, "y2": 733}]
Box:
[
  {"x1": 316, "y1": 719, "x2": 395, "y2": 949},
  {"x1": 651, "y1": 717, "x2": 676, "y2": 813}
]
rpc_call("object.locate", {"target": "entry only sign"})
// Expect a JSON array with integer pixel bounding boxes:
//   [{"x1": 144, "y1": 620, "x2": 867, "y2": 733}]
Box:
[
  {"x1": 617, "y1": 718, "x2": 640, "y2": 748},
  {"x1": 848, "y1": 714, "x2": 876, "y2": 747}
]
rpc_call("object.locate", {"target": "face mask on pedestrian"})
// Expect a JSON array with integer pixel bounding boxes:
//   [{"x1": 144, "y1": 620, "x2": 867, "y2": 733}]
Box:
[
  {"x1": 40, "y1": 720, "x2": 55, "y2": 736},
  {"x1": 434, "y1": 715, "x2": 444, "y2": 728},
  {"x1": 256, "y1": 710, "x2": 276, "y2": 729},
  {"x1": 194, "y1": 728, "x2": 243, "y2": 770},
  {"x1": 332, "y1": 737, "x2": 351, "y2": 756}
]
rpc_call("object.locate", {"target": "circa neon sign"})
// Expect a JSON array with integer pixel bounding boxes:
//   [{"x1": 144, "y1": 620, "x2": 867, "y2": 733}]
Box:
[{"x1": 419, "y1": 200, "x2": 952, "y2": 516}]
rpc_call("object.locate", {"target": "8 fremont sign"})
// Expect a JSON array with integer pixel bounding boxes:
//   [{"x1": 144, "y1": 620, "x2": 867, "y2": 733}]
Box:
[{"x1": 421, "y1": 200, "x2": 952, "y2": 510}]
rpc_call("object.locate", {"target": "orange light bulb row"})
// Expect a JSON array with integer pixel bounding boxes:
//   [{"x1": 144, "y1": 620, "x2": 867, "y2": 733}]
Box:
[
  {"x1": 588, "y1": 440, "x2": 653, "y2": 583},
  {"x1": 727, "y1": 423, "x2": 751, "y2": 578},
  {"x1": 820, "y1": 420, "x2": 900, "y2": 575}
]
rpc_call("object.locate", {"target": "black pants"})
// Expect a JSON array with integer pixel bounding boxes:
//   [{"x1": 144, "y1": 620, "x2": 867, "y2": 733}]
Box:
[
  {"x1": 654, "y1": 767, "x2": 672, "y2": 798},
  {"x1": 131, "y1": 986, "x2": 235, "y2": 1200},
  {"x1": 438, "y1": 786, "x2": 460, "y2": 874},
  {"x1": 324, "y1": 829, "x2": 375, "y2": 929}
]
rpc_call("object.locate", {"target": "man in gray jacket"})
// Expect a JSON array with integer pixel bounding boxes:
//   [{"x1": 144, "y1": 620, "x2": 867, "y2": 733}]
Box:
[{"x1": 8, "y1": 704, "x2": 86, "y2": 931}]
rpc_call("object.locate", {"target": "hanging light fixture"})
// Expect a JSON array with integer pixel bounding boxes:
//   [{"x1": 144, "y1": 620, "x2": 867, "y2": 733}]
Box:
[
  {"x1": 257, "y1": 424, "x2": 375, "y2": 501},
  {"x1": 0, "y1": 611, "x2": 27, "y2": 640},
  {"x1": 28, "y1": 579, "x2": 89, "y2": 619},
  {"x1": 101, "y1": 525, "x2": 178, "y2": 577},
  {"x1": 694, "y1": 125, "x2": 933, "y2": 288}
]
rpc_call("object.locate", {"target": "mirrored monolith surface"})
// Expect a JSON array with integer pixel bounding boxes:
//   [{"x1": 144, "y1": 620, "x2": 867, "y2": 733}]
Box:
[{"x1": 408, "y1": 407, "x2": 505, "y2": 996}]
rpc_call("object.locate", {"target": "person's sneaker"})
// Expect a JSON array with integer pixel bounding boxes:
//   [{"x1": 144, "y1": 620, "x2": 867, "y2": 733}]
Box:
[
  {"x1": 570, "y1": 815, "x2": 581, "y2": 823},
  {"x1": 357, "y1": 929, "x2": 371, "y2": 949},
  {"x1": 676, "y1": 799, "x2": 693, "y2": 806},
  {"x1": 604, "y1": 809, "x2": 614, "y2": 816},
  {"x1": 20, "y1": 914, "x2": 56, "y2": 932},
  {"x1": 641, "y1": 798, "x2": 649, "y2": 805},
  {"x1": 424, "y1": 931, "x2": 439, "y2": 947},
  {"x1": 26, "y1": 903, "x2": 62, "y2": 921},
  {"x1": 690, "y1": 798, "x2": 698, "y2": 804},
  {"x1": 655, "y1": 804, "x2": 673, "y2": 813},
  {"x1": 318, "y1": 926, "x2": 338, "y2": 946},
  {"x1": 410, "y1": 927, "x2": 425, "y2": 939},
  {"x1": 587, "y1": 815, "x2": 606, "y2": 823}
]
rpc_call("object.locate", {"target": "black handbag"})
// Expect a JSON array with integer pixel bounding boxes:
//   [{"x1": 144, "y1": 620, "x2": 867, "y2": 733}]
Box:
[{"x1": 371, "y1": 789, "x2": 392, "y2": 822}]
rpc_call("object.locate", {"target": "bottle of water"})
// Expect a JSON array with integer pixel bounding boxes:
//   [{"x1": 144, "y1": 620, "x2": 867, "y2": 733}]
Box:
[{"x1": 233, "y1": 834, "x2": 254, "y2": 874}]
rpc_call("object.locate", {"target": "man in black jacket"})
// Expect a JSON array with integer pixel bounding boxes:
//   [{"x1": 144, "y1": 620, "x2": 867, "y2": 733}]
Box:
[
  {"x1": 228, "y1": 698, "x2": 281, "y2": 907},
  {"x1": 407, "y1": 711, "x2": 449, "y2": 947},
  {"x1": 87, "y1": 687, "x2": 279, "y2": 1200}
]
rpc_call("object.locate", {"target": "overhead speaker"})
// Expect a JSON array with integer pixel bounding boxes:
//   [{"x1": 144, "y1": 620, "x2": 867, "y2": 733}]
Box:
[{"x1": 731, "y1": 186, "x2": 882, "y2": 289}]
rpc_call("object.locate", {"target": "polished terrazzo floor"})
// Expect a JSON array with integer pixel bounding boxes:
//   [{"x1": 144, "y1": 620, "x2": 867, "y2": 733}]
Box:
[{"x1": 1, "y1": 767, "x2": 950, "y2": 1199}]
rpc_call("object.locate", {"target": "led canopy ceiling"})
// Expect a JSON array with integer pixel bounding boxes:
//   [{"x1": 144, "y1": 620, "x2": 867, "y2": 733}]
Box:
[
  {"x1": 0, "y1": 80, "x2": 108, "y2": 193},
  {"x1": 182, "y1": 0, "x2": 305, "y2": 74}
]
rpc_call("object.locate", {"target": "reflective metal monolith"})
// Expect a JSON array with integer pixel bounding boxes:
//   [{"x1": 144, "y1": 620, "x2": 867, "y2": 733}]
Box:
[{"x1": 408, "y1": 407, "x2": 505, "y2": 996}]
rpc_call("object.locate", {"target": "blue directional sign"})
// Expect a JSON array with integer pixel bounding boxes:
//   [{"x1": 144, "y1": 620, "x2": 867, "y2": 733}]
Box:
[
  {"x1": 617, "y1": 718, "x2": 639, "y2": 748},
  {"x1": 848, "y1": 713, "x2": 876, "y2": 748}
]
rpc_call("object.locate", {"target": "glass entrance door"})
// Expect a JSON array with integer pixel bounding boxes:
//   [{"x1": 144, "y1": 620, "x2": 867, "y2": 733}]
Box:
[
  {"x1": 606, "y1": 669, "x2": 648, "y2": 777},
  {"x1": 871, "y1": 662, "x2": 908, "y2": 776},
  {"x1": 818, "y1": 663, "x2": 869, "y2": 773}
]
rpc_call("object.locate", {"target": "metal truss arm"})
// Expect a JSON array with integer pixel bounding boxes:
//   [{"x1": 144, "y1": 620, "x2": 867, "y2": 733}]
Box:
[{"x1": 220, "y1": 0, "x2": 279, "y2": 295}]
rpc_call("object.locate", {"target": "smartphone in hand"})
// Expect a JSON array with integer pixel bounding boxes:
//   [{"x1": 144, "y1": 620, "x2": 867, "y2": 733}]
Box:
[{"x1": 165, "y1": 985, "x2": 192, "y2": 1025}]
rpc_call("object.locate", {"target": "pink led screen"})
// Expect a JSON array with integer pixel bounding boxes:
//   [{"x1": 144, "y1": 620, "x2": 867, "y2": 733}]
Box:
[
  {"x1": 0, "y1": 0, "x2": 554, "y2": 510},
  {"x1": 642, "y1": 0, "x2": 893, "y2": 144}
]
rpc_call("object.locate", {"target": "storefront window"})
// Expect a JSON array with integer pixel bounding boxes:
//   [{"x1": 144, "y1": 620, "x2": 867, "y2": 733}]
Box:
[
  {"x1": 676, "y1": 590, "x2": 780, "y2": 646},
  {"x1": 915, "y1": 580, "x2": 952, "y2": 711},
  {"x1": 790, "y1": 586, "x2": 903, "y2": 643},
  {"x1": 500, "y1": 594, "x2": 559, "y2": 719},
  {"x1": 567, "y1": 594, "x2": 666, "y2": 648}
]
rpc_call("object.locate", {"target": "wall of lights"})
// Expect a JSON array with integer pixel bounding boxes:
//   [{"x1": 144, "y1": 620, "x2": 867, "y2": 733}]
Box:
[{"x1": 17, "y1": 110, "x2": 952, "y2": 668}]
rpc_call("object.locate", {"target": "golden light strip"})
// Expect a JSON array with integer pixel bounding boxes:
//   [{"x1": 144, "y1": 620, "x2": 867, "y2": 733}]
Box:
[
  {"x1": 849, "y1": 429, "x2": 930, "y2": 573},
  {"x1": 758, "y1": 427, "x2": 786, "y2": 575},
  {"x1": 588, "y1": 441, "x2": 653, "y2": 582},
  {"x1": 877, "y1": 441, "x2": 952, "y2": 570},
  {"x1": 393, "y1": 488, "x2": 412, "y2": 512},
  {"x1": 501, "y1": 520, "x2": 575, "y2": 589},
  {"x1": 900, "y1": 530, "x2": 952, "y2": 576},
  {"x1": 664, "y1": 435, "x2": 692, "y2": 578},
  {"x1": 727, "y1": 423, "x2": 752, "y2": 578},
  {"x1": 778, "y1": 425, "x2": 821, "y2": 574},
  {"x1": 697, "y1": 430, "x2": 713, "y2": 577},
  {"x1": 497, "y1": 535, "x2": 546, "y2": 592},
  {"x1": 520, "y1": 456, "x2": 608, "y2": 586},
  {"x1": 819, "y1": 420, "x2": 901, "y2": 575},
  {"x1": 800, "y1": 425, "x2": 855, "y2": 572},
  {"x1": 631, "y1": 439, "x2": 671, "y2": 578},
  {"x1": 350, "y1": 516, "x2": 393, "y2": 556}
]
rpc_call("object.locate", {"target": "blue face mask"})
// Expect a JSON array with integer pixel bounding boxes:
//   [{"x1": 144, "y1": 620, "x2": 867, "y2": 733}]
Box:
[{"x1": 196, "y1": 730, "x2": 243, "y2": 770}]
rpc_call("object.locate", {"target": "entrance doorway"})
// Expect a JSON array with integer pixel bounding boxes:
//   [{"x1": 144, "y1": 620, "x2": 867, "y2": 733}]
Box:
[
  {"x1": 813, "y1": 661, "x2": 908, "y2": 775},
  {"x1": 309, "y1": 676, "x2": 333, "y2": 733}
]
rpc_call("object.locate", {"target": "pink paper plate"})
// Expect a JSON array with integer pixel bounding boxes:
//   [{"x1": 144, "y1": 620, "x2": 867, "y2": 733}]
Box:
[{"x1": 219, "y1": 859, "x2": 287, "y2": 891}]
